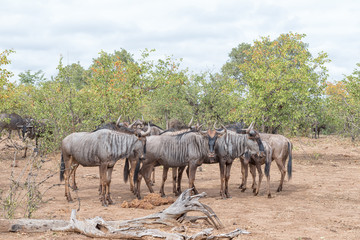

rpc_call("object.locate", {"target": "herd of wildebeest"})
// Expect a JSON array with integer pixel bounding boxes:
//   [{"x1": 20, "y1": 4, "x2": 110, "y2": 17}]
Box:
[{"x1": 1, "y1": 113, "x2": 292, "y2": 207}]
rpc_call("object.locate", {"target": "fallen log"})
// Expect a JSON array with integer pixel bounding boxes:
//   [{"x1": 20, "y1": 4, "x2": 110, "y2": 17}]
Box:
[{"x1": 0, "y1": 189, "x2": 250, "y2": 239}]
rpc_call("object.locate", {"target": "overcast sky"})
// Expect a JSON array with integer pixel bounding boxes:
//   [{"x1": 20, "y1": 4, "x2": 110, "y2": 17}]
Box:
[{"x1": 1, "y1": 0, "x2": 359, "y2": 83}]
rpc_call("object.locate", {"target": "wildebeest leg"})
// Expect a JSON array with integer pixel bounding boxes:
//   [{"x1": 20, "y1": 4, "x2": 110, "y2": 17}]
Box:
[
  {"x1": 254, "y1": 162, "x2": 263, "y2": 196},
  {"x1": 105, "y1": 166, "x2": 114, "y2": 205},
  {"x1": 63, "y1": 155, "x2": 75, "y2": 202},
  {"x1": 151, "y1": 167, "x2": 155, "y2": 186},
  {"x1": 129, "y1": 158, "x2": 137, "y2": 193},
  {"x1": 16, "y1": 129, "x2": 22, "y2": 139},
  {"x1": 250, "y1": 164, "x2": 257, "y2": 193},
  {"x1": 135, "y1": 173, "x2": 143, "y2": 199},
  {"x1": 136, "y1": 164, "x2": 155, "y2": 199},
  {"x1": 239, "y1": 158, "x2": 245, "y2": 189},
  {"x1": 71, "y1": 164, "x2": 79, "y2": 190},
  {"x1": 99, "y1": 164, "x2": 108, "y2": 206},
  {"x1": 275, "y1": 158, "x2": 286, "y2": 192},
  {"x1": 241, "y1": 161, "x2": 249, "y2": 192},
  {"x1": 219, "y1": 161, "x2": 226, "y2": 198},
  {"x1": 224, "y1": 162, "x2": 233, "y2": 198},
  {"x1": 22, "y1": 145, "x2": 28, "y2": 158},
  {"x1": 160, "y1": 166, "x2": 169, "y2": 197},
  {"x1": 187, "y1": 163, "x2": 199, "y2": 194},
  {"x1": 175, "y1": 166, "x2": 185, "y2": 196},
  {"x1": 171, "y1": 167, "x2": 177, "y2": 195}
]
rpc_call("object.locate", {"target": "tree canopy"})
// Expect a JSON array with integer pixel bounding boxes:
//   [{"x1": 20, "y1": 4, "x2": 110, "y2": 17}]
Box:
[{"x1": 3, "y1": 30, "x2": 360, "y2": 150}]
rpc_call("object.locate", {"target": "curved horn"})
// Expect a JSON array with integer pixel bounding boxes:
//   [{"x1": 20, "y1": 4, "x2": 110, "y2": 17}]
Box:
[
  {"x1": 128, "y1": 120, "x2": 136, "y2": 129},
  {"x1": 142, "y1": 115, "x2": 144, "y2": 121},
  {"x1": 217, "y1": 124, "x2": 228, "y2": 135},
  {"x1": 246, "y1": 121, "x2": 254, "y2": 133},
  {"x1": 213, "y1": 121, "x2": 217, "y2": 130},
  {"x1": 140, "y1": 123, "x2": 151, "y2": 136},
  {"x1": 188, "y1": 117, "x2": 193, "y2": 127},
  {"x1": 116, "y1": 115, "x2": 122, "y2": 125}
]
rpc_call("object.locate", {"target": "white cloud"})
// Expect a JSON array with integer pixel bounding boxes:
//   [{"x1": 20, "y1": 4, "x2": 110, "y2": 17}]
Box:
[{"x1": 1, "y1": 0, "x2": 359, "y2": 82}]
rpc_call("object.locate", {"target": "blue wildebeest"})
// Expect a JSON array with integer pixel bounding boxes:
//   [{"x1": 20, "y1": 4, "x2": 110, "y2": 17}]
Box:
[
  {"x1": 312, "y1": 121, "x2": 326, "y2": 139},
  {"x1": 21, "y1": 118, "x2": 53, "y2": 158},
  {"x1": 60, "y1": 127, "x2": 150, "y2": 206},
  {"x1": 67, "y1": 117, "x2": 150, "y2": 192},
  {"x1": 214, "y1": 123, "x2": 265, "y2": 198},
  {"x1": 123, "y1": 121, "x2": 165, "y2": 192},
  {"x1": 239, "y1": 140, "x2": 272, "y2": 197},
  {"x1": 71, "y1": 118, "x2": 151, "y2": 192},
  {"x1": 133, "y1": 129, "x2": 227, "y2": 199},
  {"x1": 153, "y1": 121, "x2": 203, "y2": 197},
  {"x1": 0, "y1": 113, "x2": 25, "y2": 139},
  {"x1": 124, "y1": 118, "x2": 198, "y2": 195},
  {"x1": 240, "y1": 132, "x2": 293, "y2": 197}
]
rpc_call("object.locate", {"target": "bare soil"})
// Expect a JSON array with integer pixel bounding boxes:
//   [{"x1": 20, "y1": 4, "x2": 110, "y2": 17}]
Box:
[{"x1": 0, "y1": 135, "x2": 359, "y2": 239}]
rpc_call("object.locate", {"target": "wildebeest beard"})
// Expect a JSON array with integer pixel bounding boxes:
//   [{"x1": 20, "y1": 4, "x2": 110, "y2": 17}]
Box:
[
  {"x1": 256, "y1": 138, "x2": 265, "y2": 152},
  {"x1": 208, "y1": 135, "x2": 217, "y2": 159}
]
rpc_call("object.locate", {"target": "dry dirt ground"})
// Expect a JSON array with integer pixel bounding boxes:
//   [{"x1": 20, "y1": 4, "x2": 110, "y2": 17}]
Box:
[{"x1": 0, "y1": 135, "x2": 359, "y2": 239}]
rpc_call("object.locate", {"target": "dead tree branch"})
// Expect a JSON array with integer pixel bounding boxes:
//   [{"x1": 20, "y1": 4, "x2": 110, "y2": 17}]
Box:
[{"x1": 1, "y1": 189, "x2": 250, "y2": 239}]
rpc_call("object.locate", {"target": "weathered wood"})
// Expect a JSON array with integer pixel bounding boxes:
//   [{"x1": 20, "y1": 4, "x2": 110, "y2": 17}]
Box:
[{"x1": 1, "y1": 189, "x2": 249, "y2": 239}]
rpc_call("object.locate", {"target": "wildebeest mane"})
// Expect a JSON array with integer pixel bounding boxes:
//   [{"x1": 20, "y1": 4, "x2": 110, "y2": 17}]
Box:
[
  {"x1": 225, "y1": 122, "x2": 246, "y2": 134},
  {"x1": 65, "y1": 130, "x2": 140, "y2": 166},
  {"x1": 93, "y1": 122, "x2": 136, "y2": 135},
  {"x1": 218, "y1": 131, "x2": 247, "y2": 158},
  {"x1": 174, "y1": 129, "x2": 197, "y2": 139},
  {"x1": 148, "y1": 133, "x2": 207, "y2": 167}
]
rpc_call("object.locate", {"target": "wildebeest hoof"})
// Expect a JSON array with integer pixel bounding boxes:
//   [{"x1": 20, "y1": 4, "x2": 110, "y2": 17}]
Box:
[
  {"x1": 107, "y1": 198, "x2": 113, "y2": 205},
  {"x1": 277, "y1": 186, "x2": 282, "y2": 192},
  {"x1": 253, "y1": 192, "x2": 259, "y2": 196},
  {"x1": 241, "y1": 188, "x2": 246, "y2": 192},
  {"x1": 268, "y1": 193, "x2": 272, "y2": 198},
  {"x1": 238, "y1": 184, "x2": 244, "y2": 189},
  {"x1": 252, "y1": 188, "x2": 256, "y2": 193}
]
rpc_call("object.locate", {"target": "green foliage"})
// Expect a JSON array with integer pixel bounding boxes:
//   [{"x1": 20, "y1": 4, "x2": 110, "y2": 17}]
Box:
[
  {"x1": 221, "y1": 43, "x2": 251, "y2": 85},
  {"x1": 18, "y1": 70, "x2": 46, "y2": 86},
  {"x1": 142, "y1": 53, "x2": 192, "y2": 127},
  {"x1": 0, "y1": 49, "x2": 16, "y2": 112},
  {"x1": 237, "y1": 32, "x2": 330, "y2": 133},
  {"x1": 325, "y1": 63, "x2": 360, "y2": 140}
]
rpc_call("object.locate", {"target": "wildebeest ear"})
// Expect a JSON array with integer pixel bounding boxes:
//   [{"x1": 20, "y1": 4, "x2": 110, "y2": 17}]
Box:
[
  {"x1": 140, "y1": 123, "x2": 151, "y2": 136},
  {"x1": 199, "y1": 130, "x2": 208, "y2": 136},
  {"x1": 216, "y1": 124, "x2": 227, "y2": 137}
]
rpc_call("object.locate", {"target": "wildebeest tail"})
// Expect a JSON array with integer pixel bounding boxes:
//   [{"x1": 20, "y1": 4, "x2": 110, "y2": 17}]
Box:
[
  {"x1": 264, "y1": 148, "x2": 272, "y2": 177},
  {"x1": 287, "y1": 141, "x2": 292, "y2": 180},
  {"x1": 60, "y1": 153, "x2": 65, "y2": 182},
  {"x1": 123, "y1": 158, "x2": 130, "y2": 183},
  {"x1": 133, "y1": 158, "x2": 142, "y2": 184}
]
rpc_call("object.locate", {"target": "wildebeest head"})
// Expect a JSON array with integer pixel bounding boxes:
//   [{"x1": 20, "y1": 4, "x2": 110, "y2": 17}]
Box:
[
  {"x1": 128, "y1": 116, "x2": 146, "y2": 130},
  {"x1": 20, "y1": 118, "x2": 36, "y2": 140},
  {"x1": 21, "y1": 118, "x2": 51, "y2": 141},
  {"x1": 234, "y1": 122, "x2": 265, "y2": 158},
  {"x1": 133, "y1": 123, "x2": 152, "y2": 159},
  {"x1": 246, "y1": 122, "x2": 265, "y2": 158},
  {"x1": 200, "y1": 127, "x2": 227, "y2": 160}
]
